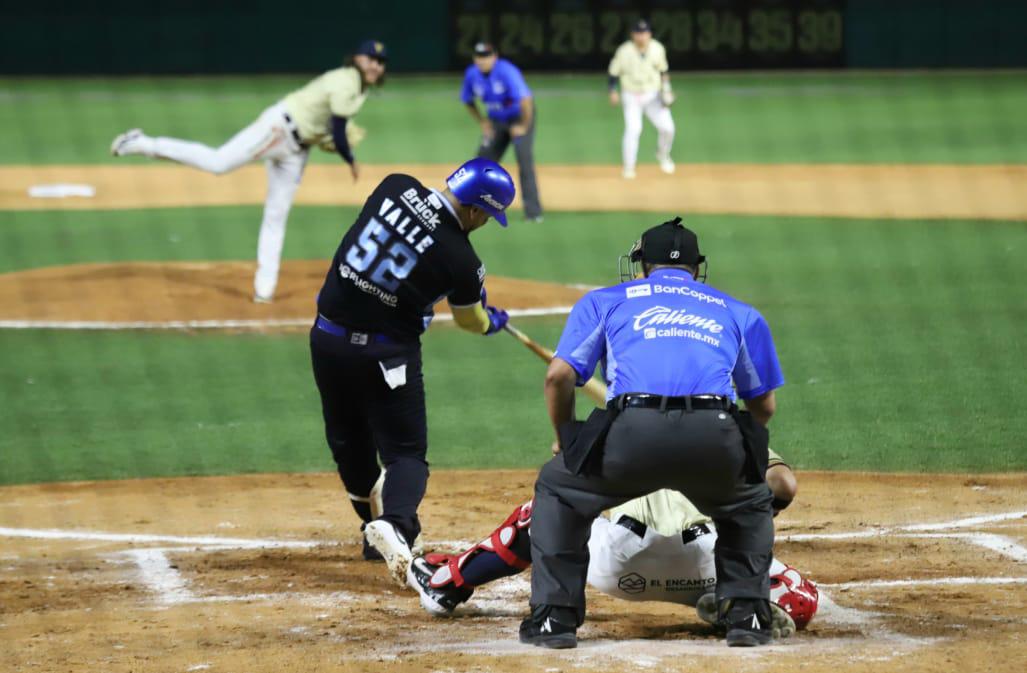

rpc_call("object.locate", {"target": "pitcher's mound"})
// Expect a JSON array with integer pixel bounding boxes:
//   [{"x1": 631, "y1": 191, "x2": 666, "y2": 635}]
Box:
[{"x1": 0, "y1": 261, "x2": 587, "y2": 328}]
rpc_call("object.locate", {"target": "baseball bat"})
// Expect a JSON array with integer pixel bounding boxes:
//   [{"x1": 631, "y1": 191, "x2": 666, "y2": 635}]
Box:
[{"x1": 502, "y1": 323, "x2": 608, "y2": 407}]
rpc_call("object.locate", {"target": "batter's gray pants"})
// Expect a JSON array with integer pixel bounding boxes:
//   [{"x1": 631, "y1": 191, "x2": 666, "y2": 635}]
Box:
[
  {"x1": 529, "y1": 407, "x2": 774, "y2": 623},
  {"x1": 477, "y1": 114, "x2": 543, "y2": 220}
]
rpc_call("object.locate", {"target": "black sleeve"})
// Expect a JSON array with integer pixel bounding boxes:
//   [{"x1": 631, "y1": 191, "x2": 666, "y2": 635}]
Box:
[
  {"x1": 449, "y1": 256, "x2": 485, "y2": 307},
  {"x1": 608, "y1": 75, "x2": 619, "y2": 91},
  {"x1": 331, "y1": 115, "x2": 355, "y2": 164}
]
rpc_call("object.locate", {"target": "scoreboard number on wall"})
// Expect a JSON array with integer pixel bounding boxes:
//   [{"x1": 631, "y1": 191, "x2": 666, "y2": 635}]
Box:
[{"x1": 450, "y1": 1, "x2": 845, "y2": 70}]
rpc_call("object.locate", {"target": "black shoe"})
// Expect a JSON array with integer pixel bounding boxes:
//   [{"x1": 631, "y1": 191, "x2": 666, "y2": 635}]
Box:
[
  {"x1": 406, "y1": 556, "x2": 473, "y2": 616},
  {"x1": 518, "y1": 605, "x2": 578, "y2": 649},
  {"x1": 718, "y1": 598, "x2": 774, "y2": 647}
]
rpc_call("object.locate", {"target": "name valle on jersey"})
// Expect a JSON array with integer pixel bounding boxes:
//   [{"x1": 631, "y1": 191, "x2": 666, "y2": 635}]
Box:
[{"x1": 376, "y1": 189, "x2": 440, "y2": 255}]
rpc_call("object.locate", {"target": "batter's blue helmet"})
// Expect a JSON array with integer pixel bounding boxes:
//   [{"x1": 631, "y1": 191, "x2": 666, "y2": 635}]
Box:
[{"x1": 446, "y1": 158, "x2": 516, "y2": 226}]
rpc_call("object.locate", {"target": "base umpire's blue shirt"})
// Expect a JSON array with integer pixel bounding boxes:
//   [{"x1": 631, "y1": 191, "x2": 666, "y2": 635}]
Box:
[
  {"x1": 555, "y1": 269, "x2": 784, "y2": 401},
  {"x1": 460, "y1": 59, "x2": 532, "y2": 123}
]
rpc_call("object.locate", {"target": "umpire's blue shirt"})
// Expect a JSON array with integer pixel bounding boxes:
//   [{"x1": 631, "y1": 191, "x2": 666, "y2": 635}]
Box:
[
  {"x1": 460, "y1": 58, "x2": 532, "y2": 123},
  {"x1": 554, "y1": 269, "x2": 784, "y2": 401}
]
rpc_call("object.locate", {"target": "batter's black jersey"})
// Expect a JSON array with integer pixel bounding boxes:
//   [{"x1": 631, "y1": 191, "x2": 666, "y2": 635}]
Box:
[{"x1": 317, "y1": 173, "x2": 485, "y2": 340}]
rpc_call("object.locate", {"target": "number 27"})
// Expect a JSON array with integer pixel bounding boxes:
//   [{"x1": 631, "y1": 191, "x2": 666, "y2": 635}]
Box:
[{"x1": 344, "y1": 218, "x2": 418, "y2": 292}]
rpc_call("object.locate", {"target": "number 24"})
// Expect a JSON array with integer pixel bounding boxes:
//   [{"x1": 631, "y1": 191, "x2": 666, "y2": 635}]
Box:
[{"x1": 344, "y1": 218, "x2": 418, "y2": 292}]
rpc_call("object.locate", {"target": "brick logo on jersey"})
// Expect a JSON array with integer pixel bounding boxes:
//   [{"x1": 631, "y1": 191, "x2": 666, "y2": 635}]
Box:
[
  {"x1": 626, "y1": 284, "x2": 651, "y2": 299},
  {"x1": 398, "y1": 188, "x2": 441, "y2": 231},
  {"x1": 618, "y1": 572, "x2": 647, "y2": 595}
]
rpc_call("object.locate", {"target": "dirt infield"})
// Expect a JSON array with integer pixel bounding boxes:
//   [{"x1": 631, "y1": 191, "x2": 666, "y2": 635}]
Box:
[
  {"x1": 1, "y1": 471, "x2": 1024, "y2": 673},
  {"x1": 3, "y1": 163, "x2": 1026, "y2": 219},
  {"x1": 0, "y1": 260, "x2": 586, "y2": 328}
]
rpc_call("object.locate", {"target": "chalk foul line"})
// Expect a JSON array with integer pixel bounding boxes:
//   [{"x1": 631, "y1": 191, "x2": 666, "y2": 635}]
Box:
[{"x1": 0, "y1": 306, "x2": 574, "y2": 331}]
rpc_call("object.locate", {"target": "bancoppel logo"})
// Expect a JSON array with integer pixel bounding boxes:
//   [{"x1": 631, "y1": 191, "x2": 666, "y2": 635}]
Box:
[
  {"x1": 653, "y1": 285, "x2": 727, "y2": 306},
  {"x1": 618, "y1": 572, "x2": 647, "y2": 595},
  {"x1": 644, "y1": 328, "x2": 657, "y2": 339},
  {"x1": 480, "y1": 192, "x2": 504, "y2": 211},
  {"x1": 626, "y1": 284, "x2": 651, "y2": 299}
]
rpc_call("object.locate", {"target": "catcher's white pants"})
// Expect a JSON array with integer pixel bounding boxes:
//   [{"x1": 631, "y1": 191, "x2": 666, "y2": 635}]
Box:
[
  {"x1": 150, "y1": 102, "x2": 310, "y2": 300},
  {"x1": 621, "y1": 90, "x2": 675, "y2": 172},
  {"x1": 586, "y1": 517, "x2": 786, "y2": 606}
]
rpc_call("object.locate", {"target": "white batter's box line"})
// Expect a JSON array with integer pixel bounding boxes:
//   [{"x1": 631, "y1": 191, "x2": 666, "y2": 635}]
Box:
[
  {"x1": 0, "y1": 306, "x2": 574, "y2": 332},
  {"x1": 782, "y1": 509, "x2": 1027, "y2": 541},
  {"x1": 824, "y1": 576, "x2": 1027, "y2": 591}
]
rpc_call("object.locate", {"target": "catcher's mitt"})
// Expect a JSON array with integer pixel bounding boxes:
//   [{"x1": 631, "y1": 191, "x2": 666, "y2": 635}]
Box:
[{"x1": 317, "y1": 121, "x2": 367, "y2": 153}]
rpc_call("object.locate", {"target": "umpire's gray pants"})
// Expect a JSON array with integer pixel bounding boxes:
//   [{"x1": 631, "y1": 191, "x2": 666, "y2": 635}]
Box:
[
  {"x1": 529, "y1": 407, "x2": 774, "y2": 622},
  {"x1": 477, "y1": 113, "x2": 543, "y2": 219}
]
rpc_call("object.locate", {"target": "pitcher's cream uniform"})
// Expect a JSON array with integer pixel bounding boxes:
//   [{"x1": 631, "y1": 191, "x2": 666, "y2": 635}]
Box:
[
  {"x1": 608, "y1": 38, "x2": 675, "y2": 175},
  {"x1": 111, "y1": 67, "x2": 368, "y2": 301}
]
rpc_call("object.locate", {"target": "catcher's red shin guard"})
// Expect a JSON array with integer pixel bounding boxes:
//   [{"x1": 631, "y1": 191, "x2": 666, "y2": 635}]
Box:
[{"x1": 423, "y1": 500, "x2": 533, "y2": 589}]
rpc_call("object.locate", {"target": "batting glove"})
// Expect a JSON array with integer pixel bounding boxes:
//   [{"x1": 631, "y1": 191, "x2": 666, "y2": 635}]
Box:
[{"x1": 484, "y1": 306, "x2": 509, "y2": 335}]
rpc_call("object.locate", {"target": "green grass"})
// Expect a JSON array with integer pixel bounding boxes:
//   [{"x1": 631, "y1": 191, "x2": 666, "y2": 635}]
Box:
[
  {"x1": 2, "y1": 71, "x2": 1025, "y2": 165},
  {"x1": 1, "y1": 210, "x2": 1024, "y2": 484}
]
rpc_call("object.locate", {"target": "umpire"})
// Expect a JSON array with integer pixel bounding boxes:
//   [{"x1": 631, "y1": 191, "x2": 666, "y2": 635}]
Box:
[
  {"x1": 520, "y1": 218, "x2": 785, "y2": 648},
  {"x1": 311, "y1": 158, "x2": 515, "y2": 586},
  {"x1": 461, "y1": 42, "x2": 543, "y2": 222}
]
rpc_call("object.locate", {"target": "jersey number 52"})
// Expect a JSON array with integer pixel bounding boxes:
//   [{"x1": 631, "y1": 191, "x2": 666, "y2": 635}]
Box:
[{"x1": 344, "y1": 218, "x2": 418, "y2": 292}]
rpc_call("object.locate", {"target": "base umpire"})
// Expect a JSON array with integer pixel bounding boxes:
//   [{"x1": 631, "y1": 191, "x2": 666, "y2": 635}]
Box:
[
  {"x1": 520, "y1": 218, "x2": 784, "y2": 648},
  {"x1": 310, "y1": 158, "x2": 515, "y2": 585}
]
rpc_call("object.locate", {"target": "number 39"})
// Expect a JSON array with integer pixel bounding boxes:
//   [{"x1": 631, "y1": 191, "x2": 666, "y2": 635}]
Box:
[{"x1": 344, "y1": 218, "x2": 418, "y2": 293}]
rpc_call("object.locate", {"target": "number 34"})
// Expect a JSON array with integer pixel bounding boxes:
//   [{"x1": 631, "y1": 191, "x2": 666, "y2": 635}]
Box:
[{"x1": 344, "y1": 218, "x2": 418, "y2": 292}]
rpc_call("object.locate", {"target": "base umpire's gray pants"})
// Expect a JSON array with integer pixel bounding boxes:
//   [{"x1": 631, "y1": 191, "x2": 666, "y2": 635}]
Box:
[
  {"x1": 529, "y1": 407, "x2": 774, "y2": 623},
  {"x1": 477, "y1": 114, "x2": 543, "y2": 220}
]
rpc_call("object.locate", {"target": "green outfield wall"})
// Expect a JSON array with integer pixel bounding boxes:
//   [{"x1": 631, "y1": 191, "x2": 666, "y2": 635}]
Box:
[{"x1": 1, "y1": 1, "x2": 1025, "y2": 74}]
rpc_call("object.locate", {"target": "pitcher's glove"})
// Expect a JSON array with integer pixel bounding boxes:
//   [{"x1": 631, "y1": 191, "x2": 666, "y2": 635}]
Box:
[{"x1": 318, "y1": 121, "x2": 367, "y2": 153}]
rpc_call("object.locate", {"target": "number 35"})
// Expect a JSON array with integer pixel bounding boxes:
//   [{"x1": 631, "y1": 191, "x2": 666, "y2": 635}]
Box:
[{"x1": 344, "y1": 218, "x2": 418, "y2": 292}]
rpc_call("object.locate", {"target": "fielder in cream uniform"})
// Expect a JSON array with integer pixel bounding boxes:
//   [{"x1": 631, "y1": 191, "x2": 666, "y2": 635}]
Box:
[
  {"x1": 111, "y1": 40, "x2": 387, "y2": 303},
  {"x1": 608, "y1": 19, "x2": 676, "y2": 178}
]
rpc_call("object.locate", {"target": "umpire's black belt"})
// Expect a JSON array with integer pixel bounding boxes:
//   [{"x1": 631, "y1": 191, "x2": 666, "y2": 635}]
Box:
[
  {"x1": 616, "y1": 514, "x2": 712, "y2": 545},
  {"x1": 609, "y1": 393, "x2": 733, "y2": 412},
  {"x1": 315, "y1": 315, "x2": 394, "y2": 345}
]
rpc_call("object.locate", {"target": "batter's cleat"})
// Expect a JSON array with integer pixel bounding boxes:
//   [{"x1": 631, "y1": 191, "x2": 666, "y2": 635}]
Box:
[
  {"x1": 697, "y1": 593, "x2": 795, "y2": 640},
  {"x1": 658, "y1": 156, "x2": 676, "y2": 175},
  {"x1": 110, "y1": 128, "x2": 147, "y2": 156},
  {"x1": 252, "y1": 293, "x2": 273, "y2": 304},
  {"x1": 363, "y1": 519, "x2": 413, "y2": 587},
  {"x1": 362, "y1": 536, "x2": 384, "y2": 561},
  {"x1": 622, "y1": 167, "x2": 637, "y2": 179},
  {"x1": 407, "y1": 556, "x2": 472, "y2": 616},
  {"x1": 717, "y1": 598, "x2": 775, "y2": 647},
  {"x1": 518, "y1": 604, "x2": 578, "y2": 649}
]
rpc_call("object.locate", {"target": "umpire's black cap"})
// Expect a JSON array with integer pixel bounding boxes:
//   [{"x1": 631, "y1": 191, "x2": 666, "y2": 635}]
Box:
[
  {"x1": 473, "y1": 41, "x2": 496, "y2": 57},
  {"x1": 355, "y1": 39, "x2": 388, "y2": 61},
  {"x1": 633, "y1": 217, "x2": 705, "y2": 265},
  {"x1": 631, "y1": 18, "x2": 652, "y2": 33}
]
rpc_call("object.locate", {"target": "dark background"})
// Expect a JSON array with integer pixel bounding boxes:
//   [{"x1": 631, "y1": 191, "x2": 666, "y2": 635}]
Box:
[{"x1": 1, "y1": 0, "x2": 1025, "y2": 74}]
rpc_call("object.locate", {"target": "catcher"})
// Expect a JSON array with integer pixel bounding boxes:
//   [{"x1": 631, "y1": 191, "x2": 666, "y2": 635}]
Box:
[
  {"x1": 111, "y1": 40, "x2": 386, "y2": 303},
  {"x1": 406, "y1": 452, "x2": 818, "y2": 637}
]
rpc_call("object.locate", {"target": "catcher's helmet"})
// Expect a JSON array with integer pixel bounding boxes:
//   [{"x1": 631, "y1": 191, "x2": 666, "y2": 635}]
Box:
[
  {"x1": 770, "y1": 565, "x2": 820, "y2": 630},
  {"x1": 446, "y1": 158, "x2": 516, "y2": 226}
]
